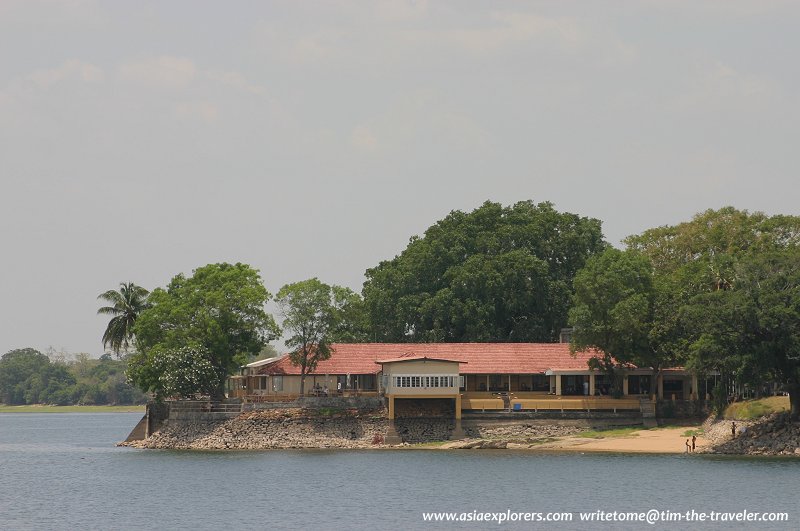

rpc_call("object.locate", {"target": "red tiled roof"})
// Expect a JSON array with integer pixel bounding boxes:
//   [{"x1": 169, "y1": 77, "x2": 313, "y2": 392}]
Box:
[
  {"x1": 376, "y1": 354, "x2": 466, "y2": 364},
  {"x1": 256, "y1": 343, "x2": 604, "y2": 376}
]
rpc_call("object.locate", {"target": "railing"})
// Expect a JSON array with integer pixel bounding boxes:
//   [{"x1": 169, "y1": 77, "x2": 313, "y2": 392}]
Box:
[
  {"x1": 461, "y1": 395, "x2": 642, "y2": 413},
  {"x1": 241, "y1": 391, "x2": 380, "y2": 403},
  {"x1": 168, "y1": 401, "x2": 243, "y2": 413}
]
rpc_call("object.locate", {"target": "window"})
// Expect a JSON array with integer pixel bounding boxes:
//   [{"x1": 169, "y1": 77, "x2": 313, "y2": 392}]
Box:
[
  {"x1": 391, "y1": 374, "x2": 459, "y2": 389},
  {"x1": 532, "y1": 375, "x2": 549, "y2": 392},
  {"x1": 273, "y1": 375, "x2": 283, "y2": 392}
]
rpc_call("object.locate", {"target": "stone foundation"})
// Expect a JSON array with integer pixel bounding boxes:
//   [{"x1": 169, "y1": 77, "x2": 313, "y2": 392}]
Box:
[
  {"x1": 122, "y1": 407, "x2": 389, "y2": 450},
  {"x1": 656, "y1": 399, "x2": 712, "y2": 418}
]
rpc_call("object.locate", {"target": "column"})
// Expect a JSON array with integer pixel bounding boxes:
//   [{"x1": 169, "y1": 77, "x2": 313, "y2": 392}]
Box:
[
  {"x1": 589, "y1": 373, "x2": 595, "y2": 397},
  {"x1": 657, "y1": 374, "x2": 664, "y2": 400},
  {"x1": 691, "y1": 375, "x2": 699, "y2": 400},
  {"x1": 388, "y1": 395, "x2": 395, "y2": 420},
  {"x1": 508, "y1": 374, "x2": 511, "y2": 392},
  {"x1": 486, "y1": 375, "x2": 490, "y2": 392},
  {"x1": 455, "y1": 394, "x2": 462, "y2": 420},
  {"x1": 622, "y1": 375, "x2": 629, "y2": 396},
  {"x1": 555, "y1": 375, "x2": 562, "y2": 396}
]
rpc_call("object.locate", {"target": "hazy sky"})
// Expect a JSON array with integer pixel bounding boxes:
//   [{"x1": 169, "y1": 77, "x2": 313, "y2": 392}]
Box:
[{"x1": 2, "y1": 0, "x2": 798, "y2": 356}]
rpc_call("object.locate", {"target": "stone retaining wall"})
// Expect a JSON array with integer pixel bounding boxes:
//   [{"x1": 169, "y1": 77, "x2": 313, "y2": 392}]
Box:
[
  {"x1": 656, "y1": 399, "x2": 712, "y2": 418},
  {"x1": 124, "y1": 407, "x2": 389, "y2": 450},
  {"x1": 123, "y1": 406, "x2": 636, "y2": 449}
]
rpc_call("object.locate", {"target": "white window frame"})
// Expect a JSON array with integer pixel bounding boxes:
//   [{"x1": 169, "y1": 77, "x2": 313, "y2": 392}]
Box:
[{"x1": 389, "y1": 374, "x2": 460, "y2": 389}]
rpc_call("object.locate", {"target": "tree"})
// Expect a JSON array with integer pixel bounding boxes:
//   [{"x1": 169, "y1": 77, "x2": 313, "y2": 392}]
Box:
[
  {"x1": 246, "y1": 344, "x2": 281, "y2": 364},
  {"x1": 625, "y1": 207, "x2": 800, "y2": 293},
  {"x1": 275, "y1": 278, "x2": 343, "y2": 396},
  {"x1": 97, "y1": 282, "x2": 150, "y2": 356},
  {"x1": 126, "y1": 345, "x2": 218, "y2": 400},
  {"x1": 0, "y1": 348, "x2": 75, "y2": 405},
  {"x1": 681, "y1": 249, "x2": 800, "y2": 420},
  {"x1": 130, "y1": 263, "x2": 280, "y2": 400},
  {"x1": 363, "y1": 200, "x2": 606, "y2": 342},
  {"x1": 591, "y1": 207, "x2": 800, "y2": 409},
  {"x1": 329, "y1": 285, "x2": 371, "y2": 342},
  {"x1": 569, "y1": 248, "x2": 659, "y2": 395}
]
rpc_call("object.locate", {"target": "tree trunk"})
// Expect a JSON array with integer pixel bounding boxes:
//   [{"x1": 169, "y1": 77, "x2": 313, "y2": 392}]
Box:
[
  {"x1": 212, "y1": 382, "x2": 225, "y2": 402},
  {"x1": 212, "y1": 366, "x2": 226, "y2": 402},
  {"x1": 650, "y1": 369, "x2": 660, "y2": 399},
  {"x1": 787, "y1": 384, "x2": 800, "y2": 422},
  {"x1": 300, "y1": 374, "x2": 306, "y2": 397}
]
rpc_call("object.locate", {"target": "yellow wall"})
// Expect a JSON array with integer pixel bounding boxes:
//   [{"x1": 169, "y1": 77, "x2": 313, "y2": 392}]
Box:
[{"x1": 383, "y1": 360, "x2": 460, "y2": 376}]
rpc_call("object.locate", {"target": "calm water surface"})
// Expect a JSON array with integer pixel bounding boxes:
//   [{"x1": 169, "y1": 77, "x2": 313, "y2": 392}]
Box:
[{"x1": 1, "y1": 413, "x2": 798, "y2": 530}]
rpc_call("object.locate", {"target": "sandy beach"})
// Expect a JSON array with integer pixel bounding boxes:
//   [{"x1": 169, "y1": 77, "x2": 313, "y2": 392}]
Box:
[{"x1": 535, "y1": 426, "x2": 706, "y2": 454}]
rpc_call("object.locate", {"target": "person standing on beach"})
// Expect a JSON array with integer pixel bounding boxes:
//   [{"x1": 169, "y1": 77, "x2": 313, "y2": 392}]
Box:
[
  {"x1": 685, "y1": 439, "x2": 691, "y2": 453},
  {"x1": 691, "y1": 435, "x2": 696, "y2": 452},
  {"x1": 731, "y1": 422, "x2": 737, "y2": 438}
]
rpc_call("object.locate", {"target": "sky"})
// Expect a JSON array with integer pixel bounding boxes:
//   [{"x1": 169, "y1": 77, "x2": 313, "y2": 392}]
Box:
[{"x1": 1, "y1": 0, "x2": 799, "y2": 356}]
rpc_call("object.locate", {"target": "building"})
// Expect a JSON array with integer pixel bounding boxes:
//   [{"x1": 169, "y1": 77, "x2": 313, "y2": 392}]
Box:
[{"x1": 228, "y1": 343, "x2": 710, "y2": 417}]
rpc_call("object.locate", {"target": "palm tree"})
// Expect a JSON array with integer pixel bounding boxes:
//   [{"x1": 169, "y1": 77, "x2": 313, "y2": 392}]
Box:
[{"x1": 97, "y1": 282, "x2": 150, "y2": 356}]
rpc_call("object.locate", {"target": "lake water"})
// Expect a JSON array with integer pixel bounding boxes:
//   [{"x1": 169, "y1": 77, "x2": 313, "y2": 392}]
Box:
[{"x1": 0, "y1": 413, "x2": 798, "y2": 530}]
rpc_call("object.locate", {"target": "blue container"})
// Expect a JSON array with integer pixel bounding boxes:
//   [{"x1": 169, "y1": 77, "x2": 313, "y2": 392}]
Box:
[{"x1": 513, "y1": 403, "x2": 522, "y2": 411}]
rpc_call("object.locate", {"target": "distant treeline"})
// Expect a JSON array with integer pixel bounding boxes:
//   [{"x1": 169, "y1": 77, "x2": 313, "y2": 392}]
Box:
[{"x1": 0, "y1": 348, "x2": 147, "y2": 406}]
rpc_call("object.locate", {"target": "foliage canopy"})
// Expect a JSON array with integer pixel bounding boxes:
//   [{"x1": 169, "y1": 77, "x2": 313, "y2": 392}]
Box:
[
  {"x1": 97, "y1": 282, "x2": 150, "y2": 356},
  {"x1": 363, "y1": 200, "x2": 606, "y2": 342},
  {"x1": 130, "y1": 263, "x2": 279, "y2": 399},
  {"x1": 275, "y1": 278, "x2": 368, "y2": 395}
]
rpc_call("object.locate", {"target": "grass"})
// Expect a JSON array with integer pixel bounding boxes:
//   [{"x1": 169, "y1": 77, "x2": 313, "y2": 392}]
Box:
[
  {"x1": 313, "y1": 407, "x2": 345, "y2": 417},
  {"x1": 528, "y1": 437, "x2": 559, "y2": 445},
  {"x1": 722, "y1": 396, "x2": 789, "y2": 420},
  {"x1": 0, "y1": 404, "x2": 145, "y2": 413},
  {"x1": 576, "y1": 427, "x2": 643, "y2": 439},
  {"x1": 681, "y1": 428, "x2": 704, "y2": 437},
  {"x1": 411, "y1": 441, "x2": 449, "y2": 448}
]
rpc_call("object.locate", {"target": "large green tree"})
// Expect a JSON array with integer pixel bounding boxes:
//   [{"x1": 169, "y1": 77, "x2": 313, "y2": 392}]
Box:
[
  {"x1": 569, "y1": 208, "x2": 800, "y2": 404},
  {"x1": 97, "y1": 282, "x2": 150, "y2": 356},
  {"x1": 569, "y1": 248, "x2": 660, "y2": 395},
  {"x1": 681, "y1": 249, "x2": 800, "y2": 420},
  {"x1": 626, "y1": 207, "x2": 800, "y2": 370},
  {"x1": 363, "y1": 200, "x2": 606, "y2": 342},
  {"x1": 129, "y1": 263, "x2": 280, "y2": 399},
  {"x1": 275, "y1": 278, "x2": 367, "y2": 396},
  {"x1": 576, "y1": 207, "x2": 800, "y2": 407},
  {"x1": 625, "y1": 207, "x2": 800, "y2": 293}
]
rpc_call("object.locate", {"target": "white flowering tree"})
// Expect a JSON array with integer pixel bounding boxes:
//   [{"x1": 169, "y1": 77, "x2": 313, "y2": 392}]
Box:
[{"x1": 127, "y1": 345, "x2": 218, "y2": 400}]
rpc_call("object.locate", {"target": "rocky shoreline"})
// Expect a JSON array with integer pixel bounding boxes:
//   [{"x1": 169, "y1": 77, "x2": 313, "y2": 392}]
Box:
[
  {"x1": 120, "y1": 405, "x2": 800, "y2": 455},
  {"x1": 701, "y1": 412, "x2": 800, "y2": 457},
  {"x1": 121, "y1": 408, "x2": 389, "y2": 450},
  {"x1": 120, "y1": 407, "x2": 589, "y2": 450}
]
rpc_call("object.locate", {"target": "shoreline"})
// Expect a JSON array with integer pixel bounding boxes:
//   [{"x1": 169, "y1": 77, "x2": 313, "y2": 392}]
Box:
[
  {"x1": 434, "y1": 426, "x2": 708, "y2": 454},
  {"x1": 0, "y1": 405, "x2": 145, "y2": 414},
  {"x1": 119, "y1": 405, "x2": 799, "y2": 456}
]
